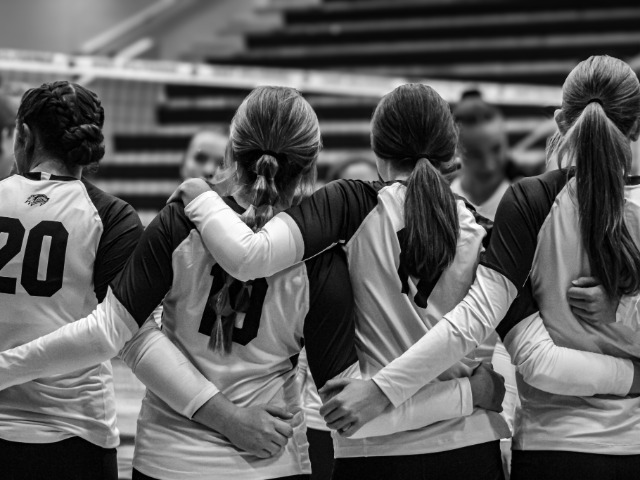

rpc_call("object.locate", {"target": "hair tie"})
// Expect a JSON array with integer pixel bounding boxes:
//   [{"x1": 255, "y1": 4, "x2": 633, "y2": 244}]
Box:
[
  {"x1": 249, "y1": 149, "x2": 288, "y2": 162},
  {"x1": 588, "y1": 98, "x2": 603, "y2": 106},
  {"x1": 415, "y1": 155, "x2": 439, "y2": 168}
]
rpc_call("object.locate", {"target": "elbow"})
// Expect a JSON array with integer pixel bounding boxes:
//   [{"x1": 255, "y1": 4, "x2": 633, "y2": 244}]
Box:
[
  {"x1": 231, "y1": 262, "x2": 255, "y2": 282},
  {"x1": 519, "y1": 366, "x2": 562, "y2": 393}
]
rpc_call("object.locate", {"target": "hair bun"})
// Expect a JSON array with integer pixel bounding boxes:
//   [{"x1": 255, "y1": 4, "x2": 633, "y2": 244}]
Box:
[{"x1": 61, "y1": 123, "x2": 105, "y2": 166}]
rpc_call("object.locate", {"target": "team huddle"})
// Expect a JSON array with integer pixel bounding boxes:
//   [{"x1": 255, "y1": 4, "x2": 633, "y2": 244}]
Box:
[{"x1": 0, "y1": 54, "x2": 639, "y2": 480}]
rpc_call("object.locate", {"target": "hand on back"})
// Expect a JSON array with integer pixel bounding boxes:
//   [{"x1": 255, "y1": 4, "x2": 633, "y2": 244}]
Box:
[
  {"x1": 318, "y1": 378, "x2": 391, "y2": 438},
  {"x1": 223, "y1": 404, "x2": 295, "y2": 459},
  {"x1": 167, "y1": 178, "x2": 212, "y2": 206},
  {"x1": 567, "y1": 276, "x2": 618, "y2": 324},
  {"x1": 469, "y1": 363, "x2": 505, "y2": 413}
]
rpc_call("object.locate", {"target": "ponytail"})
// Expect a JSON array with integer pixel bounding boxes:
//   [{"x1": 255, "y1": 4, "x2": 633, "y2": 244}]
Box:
[
  {"x1": 207, "y1": 85, "x2": 321, "y2": 353},
  {"x1": 240, "y1": 154, "x2": 279, "y2": 231},
  {"x1": 567, "y1": 102, "x2": 640, "y2": 297},
  {"x1": 403, "y1": 158, "x2": 459, "y2": 280},
  {"x1": 371, "y1": 83, "x2": 460, "y2": 283}
]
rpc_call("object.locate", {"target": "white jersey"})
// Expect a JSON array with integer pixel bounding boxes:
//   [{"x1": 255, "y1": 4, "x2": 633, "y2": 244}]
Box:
[
  {"x1": 0, "y1": 172, "x2": 142, "y2": 448},
  {"x1": 110, "y1": 200, "x2": 355, "y2": 479},
  {"x1": 483, "y1": 170, "x2": 640, "y2": 453},
  {"x1": 280, "y1": 180, "x2": 510, "y2": 457}
]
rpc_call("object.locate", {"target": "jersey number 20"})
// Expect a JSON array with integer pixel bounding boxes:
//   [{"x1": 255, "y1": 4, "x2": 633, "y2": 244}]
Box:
[{"x1": 0, "y1": 216, "x2": 69, "y2": 297}]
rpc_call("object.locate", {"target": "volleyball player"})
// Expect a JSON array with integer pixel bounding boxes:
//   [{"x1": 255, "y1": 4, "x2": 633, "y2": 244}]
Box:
[
  {"x1": 0, "y1": 81, "x2": 143, "y2": 479},
  {"x1": 169, "y1": 80, "x2": 640, "y2": 480},
  {"x1": 168, "y1": 84, "x2": 513, "y2": 479},
  {"x1": 0, "y1": 86, "x2": 505, "y2": 479},
  {"x1": 318, "y1": 56, "x2": 640, "y2": 479}
]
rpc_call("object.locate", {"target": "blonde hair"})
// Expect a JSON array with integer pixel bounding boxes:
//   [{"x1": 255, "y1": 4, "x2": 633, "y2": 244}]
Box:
[{"x1": 209, "y1": 86, "x2": 321, "y2": 353}]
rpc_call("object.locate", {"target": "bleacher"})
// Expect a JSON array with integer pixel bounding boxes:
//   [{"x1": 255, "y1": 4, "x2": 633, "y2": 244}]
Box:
[{"x1": 98, "y1": 0, "x2": 640, "y2": 218}]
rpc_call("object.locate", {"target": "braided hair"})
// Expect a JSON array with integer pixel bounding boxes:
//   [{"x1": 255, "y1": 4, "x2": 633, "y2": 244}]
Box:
[
  {"x1": 231, "y1": 86, "x2": 320, "y2": 231},
  {"x1": 16, "y1": 81, "x2": 105, "y2": 169},
  {"x1": 206, "y1": 86, "x2": 321, "y2": 353}
]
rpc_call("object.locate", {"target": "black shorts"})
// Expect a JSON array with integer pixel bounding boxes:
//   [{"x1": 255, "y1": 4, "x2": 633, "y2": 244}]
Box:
[
  {"x1": 511, "y1": 450, "x2": 640, "y2": 480},
  {"x1": 0, "y1": 436, "x2": 117, "y2": 480},
  {"x1": 308, "y1": 428, "x2": 334, "y2": 480},
  {"x1": 331, "y1": 440, "x2": 504, "y2": 480},
  {"x1": 133, "y1": 468, "x2": 309, "y2": 480}
]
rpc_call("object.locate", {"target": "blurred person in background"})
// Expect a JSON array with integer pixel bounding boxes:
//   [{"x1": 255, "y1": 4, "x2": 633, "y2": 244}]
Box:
[
  {"x1": 0, "y1": 87, "x2": 17, "y2": 179},
  {"x1": 181, "y1": 130, "x2": 227, "y2": 182},
  {"x1": 450, "y1": 90, "x2": 528, "y2": 478},
  {"x1": 450, "y1": 90, "x2": 521, "y2": 222},
  {"x1": 327, "y1": 157, "x2": 379, "y2": 183}
]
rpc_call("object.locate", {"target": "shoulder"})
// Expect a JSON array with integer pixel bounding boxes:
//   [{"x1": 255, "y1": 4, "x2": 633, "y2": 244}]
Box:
[
  {"x1": 509, "y1": 169, "x2": 568, "y2": 207},
  {"x1": 322, "y1": 178, "x2": 383, "y2": 200},
  {"x1": 493, "y1": 169, "x2": 568, "y2": 232},
  {"x1": 81, "y1": 178, "x2": 141, "y2": 232},
  {"x1": 146, "y1": 202, "x2": 195, "y2": 247}
]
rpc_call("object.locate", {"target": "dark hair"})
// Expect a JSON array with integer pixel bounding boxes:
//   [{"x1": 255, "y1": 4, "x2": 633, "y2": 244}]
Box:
[
  {"x1": 550, "y1": 55, "x2": 640, "y2": 297},
  {"x1": 371, "y1": 83, "x2": 459, "y2": 282},
  {"x1": 16, "y1": 81, "x2": 105, "y2": 168},
  {"x1": 210, "y1": 86, "x2": 321, "y2": 353},
  {"x1": 452, "y1": 90, "x2": 501, "y2": 127}
]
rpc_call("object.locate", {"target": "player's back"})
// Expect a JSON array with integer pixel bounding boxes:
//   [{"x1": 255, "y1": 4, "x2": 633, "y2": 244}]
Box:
[
  {"x1": 318, "y1": 180, "x2": 510, "y2": 457},
  {"x1": 132, "y1": 201, "x2": 354, "y2": 480},
  {"x1": 507, "y1": 171, "x2": 640, "y2": 453},
  {"x1": 0, "y1": 172, "x2": 141, "y2": 448}
]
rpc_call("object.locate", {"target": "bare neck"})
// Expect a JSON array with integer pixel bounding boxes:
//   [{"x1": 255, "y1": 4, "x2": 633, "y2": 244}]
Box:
[{"x1": 29, "y1": 157, "x2": 82, "y2": 179}]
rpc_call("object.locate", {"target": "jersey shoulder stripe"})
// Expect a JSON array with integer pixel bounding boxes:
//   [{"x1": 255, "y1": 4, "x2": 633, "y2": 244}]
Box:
[
  {"x1": 286, "y1": 179, "x2": 387, "y2": 259},
  {"x1": 81, "y1": 179, "x2": 143, "y2": 302},
  {"x1": 112, "y1": 196, "x2": 250, "y2": 326},
  {"x1": 480, "y1": 169, "x2": 569, "y2": 292},
  {"x1": 303, "y1": 246, "x2": 357, "y2": 388},
  {"x1": 111, "y1": 202, "x2": 193, "y2": 325}
]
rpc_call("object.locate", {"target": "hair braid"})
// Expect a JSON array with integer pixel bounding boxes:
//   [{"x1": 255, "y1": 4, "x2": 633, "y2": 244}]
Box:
[{"x1": 17, "y1": 81, "x2": 105, "y2": 168}]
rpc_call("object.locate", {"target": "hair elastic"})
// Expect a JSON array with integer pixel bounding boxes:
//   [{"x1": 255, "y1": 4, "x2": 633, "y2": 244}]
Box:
[
  {"x1": 249, "y1": 149, "x2": 288, "y2": 162},
  {"x1": 587, "y1": 98, "x2": 603, "y2": 106}
]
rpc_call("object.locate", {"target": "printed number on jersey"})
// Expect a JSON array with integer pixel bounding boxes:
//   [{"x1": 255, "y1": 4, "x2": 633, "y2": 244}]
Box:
[
  {"x1": 0, "y1": 216, "x2": 68, "y2": 297},
  {"x1": 198, "y1": 263, "x2": 268, "y2": 346}
]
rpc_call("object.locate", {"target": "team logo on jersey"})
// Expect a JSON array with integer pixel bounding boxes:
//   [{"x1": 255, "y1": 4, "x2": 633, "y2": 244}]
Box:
[{"x1": 25, "y1": 194, "x2": 50, "y2": 207}]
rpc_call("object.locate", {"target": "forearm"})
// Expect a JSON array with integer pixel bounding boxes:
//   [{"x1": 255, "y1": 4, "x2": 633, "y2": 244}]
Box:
[
  {"x1": 185, "y1": 191, "x2": 302, "y2": 281},
  {"x1": 373, "y1": 266, "x2": 516, "y2": 407},
  {"x1": 119, "y1": 320, "x2": 219, "y2": 419},
  {"x1": 353, "y1": 377, "x2": 473, "y2": 438},
  {"x1": 192, "y1": 390, "x2": 238, "y2": 433},
  {"x1": 504, "y1": 313, "x2": 634, "y2": 396},
  {"x1": 0, "y1": 289, "x2": 136, "y2": 389}
]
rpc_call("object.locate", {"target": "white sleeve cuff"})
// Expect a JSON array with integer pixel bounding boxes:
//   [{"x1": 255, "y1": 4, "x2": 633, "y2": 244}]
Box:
[
  {"x1": 458, "y1": 376, "x2": 474, "y2": 417},
  {"x1": 121, "y1": 320, "x2": 220, "y2": 418}
]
